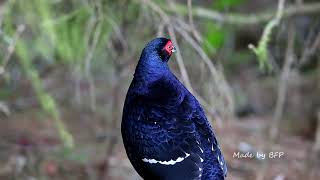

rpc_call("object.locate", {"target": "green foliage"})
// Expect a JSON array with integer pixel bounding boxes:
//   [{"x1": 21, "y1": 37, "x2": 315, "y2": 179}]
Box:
[
  {"x1": 15, "y1": 40, "x2": 74, "y2": 149},
  {"x1": 203, "y1": 23, "x2": 227, "y2": 55},
  {"x1": 0, "y1": 88, "x2": 13, "y2": 100},
  {"x1": 248, "y1": 1, "x2": 284, "y2": 72},
  {"x1": 1, "y1": 0, "x2": 126, "y2": 149},
  {"x1": 0, "y1": 0, "x2": 101, "y2": 149},
  {"x1": 53, "y1": 7, "x2": 90, "y2": 64},
  {"x1": 213, "y1": 0, "x2": 247, "y2": 10},
  {"x1": 248, "y1": 24, "x2": 273, "y2": 71},
  {"x1": 4, "y1": 0, "x2": 112, "y2": 66}
]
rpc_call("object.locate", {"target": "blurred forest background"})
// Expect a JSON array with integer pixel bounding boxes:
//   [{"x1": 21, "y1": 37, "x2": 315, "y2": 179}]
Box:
[{"x1": 0, "y1": 0, "x2": 320, "y2": 179}]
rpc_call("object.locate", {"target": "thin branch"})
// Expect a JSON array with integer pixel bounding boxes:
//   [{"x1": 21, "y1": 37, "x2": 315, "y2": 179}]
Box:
[
  {"x1": 307, "y1": 111, "x2": 320, "y2": 179},
  {"x1": 84, "y1": 0, "x2": 104, "y2": 111},
  {"x1": 0, "y1": 101, "x2": 10, "y2": 116},
  {"x1": 271, "y1": 23, "x2": 295, "y2": 142},
  {"x1": 256, "y1": 22, "x2": 296, "y2": 180},
  {"x1": 140, "y1": 0, "x2": 230, "y2": 124},
  {"x1": 298, "y1": 29, "x2": 320, "y2": 67},
  {"x1": 168, "y1": 23, "x2": 225, "y2": 125},
  {"x1": 248, "y1": 0, "x2": 285, "y2": 71},
  {"x1": 140, "y1": 0, "x2": 192, "y2": 90},
  {"x1": 156, "y1": 22, "x2": 165, "y2": 37},
  {"x1": 187, "y1": 0, "x2": 201, "y2": 42},
  {"x1": 187, "y1": 0, "x2": 193, "y2": 29},
  {"x1": 167, "y1": 27, "x2": 193, "y2": 91},
  {"x1": 169, "y1": 25, "x2": 223, "y2": 126},
  {"x1": 168, "y1": 2, "x2": 320, "y2": 25},
  {"x1": 174, "y1": 21, "x2": 234, "y2": 119},
  {"x1": 107, "y1": 17, "x2": 128, "y2": 52},
  {"x1": 313, "y1": 111, "x2": 320, "y2": 153},
  {"x1": 0, "y1": 24, "x2": 25, "y2": 75},
  {"x1": 256, "y1": 1, "x2": 295, "y2": 179}
]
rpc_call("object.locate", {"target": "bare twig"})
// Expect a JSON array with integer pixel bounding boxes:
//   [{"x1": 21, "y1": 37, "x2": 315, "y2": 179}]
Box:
[
  {"x1": 187, "y1": 0, "x2": 193, "y2": 30},
  {"x1": 156, "y1": 22, "x2": 165, "y2": 37},
  {"x1": 168, "y1": 27, "x2": 224, "y2": 126},
  {"x1": 255, "y1": 1, "x2": 295, "y2": 179},
  {"x1": 0, "y1": 24, "x2": 25, "y2": 75},
  {"x1": 271, "y1": 23, "x2": 295, "y2": 141},
  {"x1": 0, "y1": 3, "x2": 3, "y2": 30},
  {"x1": 256, "y1": 22, "x2": 295, "y2": 180},
  {"x1": 83, "y1": 0, "x2": 104, "y2": 111},
  {"x1": 140, "y1": 0, "x2": 193, "y2": 91},
  {"x1": 298, "y1": 29, "x2": 320, "y2": 67},
  {"x1": 0, "y1": 101, "x2": 10, "y2": 116},
  {"x1": 174, "y1": 22, "x2": 234, "y2": 119},
  {"x1": 107, "y1": 17, "x2": 128, "y2": 52},
  {"x1": 167, "y1": 27, "x2": 193, "y2": 91},
  {"x1": 248, "y1": 0, "x2": 285, "y2": 71},
  {"x1": 169, "y1": 23, "x2": 224, "y2": 125},
  {"x1": 313, "y1": 111, "x2": 320, "y2": 153},
  {"x1": 73, "y1": 65, "x2": 83, "y2": 105},
  {"x1": 187, "y1": 0, "x2": 201, "y2": 43},
  {"x1": 141, "y1": 0, "x2": 193, "y2": 91},
  {"x1": 307, "y1": 110, "x2": 320, "y2": 179},
  {"x1": 167, "y1": 2, "x2": 320, "y2": 26},
  {"x1": 139, "y1": 0, "x2": 236, "y2": 125},
  {"x1": 102, "y1": 60, "x2": 125, "y2": 180}
]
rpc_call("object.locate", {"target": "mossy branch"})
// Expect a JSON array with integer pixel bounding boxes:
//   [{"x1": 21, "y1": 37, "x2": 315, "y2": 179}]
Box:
[
  {"x1": 167, "y1": 1, "x2": 320, "y2": 26},
  {"x1": 248, "y1": 0, "x2": 285, "y2": 71},
  {"x1": 15, "y1": 39, "x2": 74, "y2": 149}
]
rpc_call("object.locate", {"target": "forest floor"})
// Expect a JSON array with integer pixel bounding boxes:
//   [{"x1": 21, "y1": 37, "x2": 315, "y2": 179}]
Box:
[{"x1": 0, "y1": 108, "x2": 318, "y2": 180}]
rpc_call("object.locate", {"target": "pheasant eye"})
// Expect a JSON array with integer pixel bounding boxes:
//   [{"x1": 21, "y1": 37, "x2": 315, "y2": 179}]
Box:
[{"x1": 164, "y1": 40, "x2": 174, "y2": 55}]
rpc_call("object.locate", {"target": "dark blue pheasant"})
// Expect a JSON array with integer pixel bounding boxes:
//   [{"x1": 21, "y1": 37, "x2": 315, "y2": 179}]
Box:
[{"x1": 121, "y1": 37, "x2": 227, "y2": 180}]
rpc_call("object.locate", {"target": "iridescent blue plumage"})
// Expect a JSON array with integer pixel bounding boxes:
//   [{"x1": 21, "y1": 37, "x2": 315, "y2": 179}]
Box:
[{"x1": 121, "y1": 37, "x2": 227, "y2": 180}]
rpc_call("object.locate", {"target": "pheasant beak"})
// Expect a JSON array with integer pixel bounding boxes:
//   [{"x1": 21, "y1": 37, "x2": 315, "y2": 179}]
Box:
[
  {"x1": 172, "y1": 46, "x2": 176, "y2": 53},
  {"x1": 164, "y1": 40, "x2": 176, "y2": 56}
]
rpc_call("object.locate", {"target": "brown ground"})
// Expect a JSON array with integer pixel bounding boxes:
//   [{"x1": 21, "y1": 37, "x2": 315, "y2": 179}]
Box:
[{"x1": 0, "y1": 109, "x2": 318, "y2": 180}]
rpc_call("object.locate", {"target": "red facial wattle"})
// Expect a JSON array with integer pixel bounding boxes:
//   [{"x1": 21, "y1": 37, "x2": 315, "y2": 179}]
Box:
[{"x1": 164, "y1": 40, "x2": 175, "y2": 56}]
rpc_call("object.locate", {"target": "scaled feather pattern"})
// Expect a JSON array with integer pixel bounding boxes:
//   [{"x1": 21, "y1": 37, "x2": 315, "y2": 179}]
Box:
[{"x1": 121, "y1": 37, "x2": 227, "y2": 180}]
